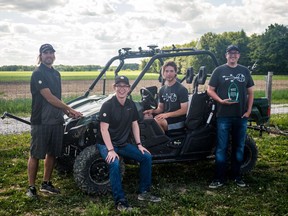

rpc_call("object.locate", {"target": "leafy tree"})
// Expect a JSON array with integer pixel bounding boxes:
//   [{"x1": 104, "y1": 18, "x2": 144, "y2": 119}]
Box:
[
  {"x1": 249, "y1": 24, "x2": 288, "y2": 74},
  {"x1": 122, "y1": 63, "x2": 139, "y2": 70},
  {"x1": 199, "y1": 30, "x2": 250, "y2": 68}
]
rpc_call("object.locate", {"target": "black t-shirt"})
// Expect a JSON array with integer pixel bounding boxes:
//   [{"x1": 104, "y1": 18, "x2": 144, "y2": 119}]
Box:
[
  {"x1": 99, "y1": 96, "x2": 139, "y2": 147},
  {"x1": 30, "y1": 63, "x2": 64, "y2": 125},
  {"x1": 209, "y1": 64, "x2": 254, "y2": 117},
  {"x1": 159, "y1": 81, "x2": 188, "y2": 114}
]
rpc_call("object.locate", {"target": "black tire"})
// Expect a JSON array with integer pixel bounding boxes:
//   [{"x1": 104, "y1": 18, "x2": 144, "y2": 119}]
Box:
[
  {"x1": 240, "y1": 135, "x2": 258, "y2": 174},
  {"x1": 73, "y1": 145, "x2": 125, "y2": 195}
]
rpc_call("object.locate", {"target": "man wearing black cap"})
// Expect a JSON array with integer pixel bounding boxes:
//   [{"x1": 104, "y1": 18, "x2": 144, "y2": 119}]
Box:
[
  {"x1": 207, "y1": 45, "x2": 254, "y2": 189},
  {"x1": 97, "y1": 75, "x2": 161, "y2": 211},
  {"x1": 26, "y1": 43, "x2": 82, "y2": 198}
]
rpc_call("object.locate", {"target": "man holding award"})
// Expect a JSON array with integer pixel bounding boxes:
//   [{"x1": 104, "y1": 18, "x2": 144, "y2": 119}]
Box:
[{"x1": 207, "y1": 45, "x2": 254, "y2": 189}]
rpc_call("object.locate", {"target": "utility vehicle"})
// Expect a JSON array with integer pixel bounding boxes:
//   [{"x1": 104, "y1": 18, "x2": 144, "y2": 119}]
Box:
[
  {"x1": 1, "y1": 45, "x2": 270, "y2": 195},
  {"x1": 58, "y1": 45, "x2": 270, "y2": 194}
]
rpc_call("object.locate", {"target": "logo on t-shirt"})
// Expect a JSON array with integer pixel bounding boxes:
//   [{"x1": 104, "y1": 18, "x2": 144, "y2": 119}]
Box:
[
  {"x1": 38, "y1": 80, "x2": 42, "y2": 84},
  {"x1": 222, "y1": 74, "x2": 245, "y2": 82},
  {"x1": 162, "y1": 93, "x2": 177, "y2": 102}
]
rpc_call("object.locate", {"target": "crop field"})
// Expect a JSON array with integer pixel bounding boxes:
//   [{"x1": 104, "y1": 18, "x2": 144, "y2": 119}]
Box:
[
  {"x1": 0, "y1": 72, "x2": 288, "y2": 117},
  {"x1": 0, "y1": 71, "x2": 287, "y2": 98},
  {"x1": 1, "y1": 71, "x2": 288, "y2": 81},
  {"x1": 0, "y1": 71, "x2": 160, "y2": 82}
]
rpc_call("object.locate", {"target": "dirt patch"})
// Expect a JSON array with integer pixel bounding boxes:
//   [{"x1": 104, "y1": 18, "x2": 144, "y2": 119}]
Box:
[{"x1": 0, "y1": 79, "x2": 287, "y2": 100}]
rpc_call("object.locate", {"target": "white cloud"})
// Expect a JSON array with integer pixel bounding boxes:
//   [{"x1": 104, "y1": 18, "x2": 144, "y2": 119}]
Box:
[
  {"x1": 0, "y1": 0, "x2": 287, "y2": 66},
  {"x1": 0, "y1": 0, "x2": 68, "y2": 11},
  {"x1": 0, "y1": 22, "x2": 11, "y2": 34},
  {"x1": 13, "y1": 24, "x2": 30, "y2": 34}
]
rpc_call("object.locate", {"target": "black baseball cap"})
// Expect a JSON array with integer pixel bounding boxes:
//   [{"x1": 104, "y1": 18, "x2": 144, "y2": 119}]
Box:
[
  {"x1": 39, "y1": 44, "x2": 56, "y2": 53},
  {"x1": 115, "y1": 75, "x2": 130, "y2": 86},
  {"x1": 226, "y1": 45, "x2": 240, "y2": 53}
]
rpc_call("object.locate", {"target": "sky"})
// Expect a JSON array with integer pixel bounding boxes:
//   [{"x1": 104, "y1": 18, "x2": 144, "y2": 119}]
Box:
[{"x1": 0, "y1": 0, "x2": 287, "y2": 66}]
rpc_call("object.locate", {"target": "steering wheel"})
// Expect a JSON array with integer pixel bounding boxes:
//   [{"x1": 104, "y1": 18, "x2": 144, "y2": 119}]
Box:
[{"x1": 140, "y1": 87, "x2": 158, "y2": 110}]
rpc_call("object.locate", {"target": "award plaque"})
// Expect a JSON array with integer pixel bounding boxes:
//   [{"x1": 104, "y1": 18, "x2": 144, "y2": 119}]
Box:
[{"x1": 228, "y1": 82, "x2": 239, "y2": 102}]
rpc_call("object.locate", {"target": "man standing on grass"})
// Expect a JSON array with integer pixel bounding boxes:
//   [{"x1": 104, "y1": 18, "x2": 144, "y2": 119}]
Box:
[
  {"x1": 26, "y1": 43, "x2": 82, "y2": 198},
  {"x1": 207, "y1": 45, "x2": 254, "y2": 189}
]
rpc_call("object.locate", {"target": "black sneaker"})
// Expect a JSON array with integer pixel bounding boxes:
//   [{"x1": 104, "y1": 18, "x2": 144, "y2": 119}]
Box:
[
  {"x1": 40, "y1": 181, "x2": 60, "y2": 194},
  {"x1": 235, "y1": 179, "x2": 246, "y2": 187},
  {"x1": 116, "y1": 200, "x2": 133, "y2": 212},
  {"x1": 26, "y1": 186, "x2": 38, "y2": 198},
  {"x1": 209, "y1": 180, "x2": 224, "y2": 189},
  {"x1": 138, "y1": 191, "x2": 161, "y2": 202}
]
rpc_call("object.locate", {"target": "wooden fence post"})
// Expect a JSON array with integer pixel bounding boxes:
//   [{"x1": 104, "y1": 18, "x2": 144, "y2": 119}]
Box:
[{"x1": 265, "y1": 71, "x2": 273, "y2": 107}]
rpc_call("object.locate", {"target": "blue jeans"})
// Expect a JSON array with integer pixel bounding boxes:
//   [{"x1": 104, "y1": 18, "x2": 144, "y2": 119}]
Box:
[
  {"x1": 215, "y1": 117, "x2": 248, "y2": 182},
  {"x1": 97, "y1": 143, "x2": 152, "y2": 204}
]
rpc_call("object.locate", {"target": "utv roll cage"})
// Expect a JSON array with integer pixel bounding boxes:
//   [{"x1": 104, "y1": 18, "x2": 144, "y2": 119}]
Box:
[{"x1": 72, "y1": 45, "x2": 219, "y2": 102}]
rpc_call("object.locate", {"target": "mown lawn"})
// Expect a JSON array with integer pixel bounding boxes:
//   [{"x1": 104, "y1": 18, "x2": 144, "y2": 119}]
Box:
[{"x1": 0, "y1": 114, "x2": 287, "y2": 216}]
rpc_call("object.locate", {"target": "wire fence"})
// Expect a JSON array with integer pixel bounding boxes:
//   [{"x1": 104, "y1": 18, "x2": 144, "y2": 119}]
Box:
[{"x1": 0, "y1": 75, "x2": 287, "y2": 134}]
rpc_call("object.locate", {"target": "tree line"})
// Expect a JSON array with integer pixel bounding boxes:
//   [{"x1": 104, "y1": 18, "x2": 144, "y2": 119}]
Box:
[
  {"x1": 1, "y1": 23, "x2": 287, "y2": 75},
  {"x1": 139, "y1": 23, "x2": 288, "y2": 75},
  {"x1": 0, "y1": 63, "x2": 139, "y2": 72},
  {"x1": 0, "y1": 64, "x2": 102, "y2": 72}
]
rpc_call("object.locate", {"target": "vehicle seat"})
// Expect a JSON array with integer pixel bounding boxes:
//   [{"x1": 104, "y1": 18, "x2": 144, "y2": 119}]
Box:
[
  {"x1": 165, "y1": 127, "x2": 186, "y2": 137},
  {"x1": 185, "y1": 91, "x2": 213, "y2": 131},
  {"x1": 139, "y1": 119, "x2": 170, "y2": 147}
]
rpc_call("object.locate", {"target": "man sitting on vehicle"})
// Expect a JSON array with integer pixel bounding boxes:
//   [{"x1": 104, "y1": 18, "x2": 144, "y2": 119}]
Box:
[{"x1": 143, "y1": 61, "x2": 189, "y2": 133}]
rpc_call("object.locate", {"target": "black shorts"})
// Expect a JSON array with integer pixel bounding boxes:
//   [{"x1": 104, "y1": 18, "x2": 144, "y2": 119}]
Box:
[
  {"x1": 167, "y1": 115, "x2": 186, "y2": 131},
  {"x1": 30, "y1": 124, "x2": 64, "y2": 159}
]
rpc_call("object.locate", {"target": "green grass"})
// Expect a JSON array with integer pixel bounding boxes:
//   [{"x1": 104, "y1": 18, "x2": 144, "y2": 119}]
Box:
[
  {"x1": 269, "y1": 114, "x2": 288, "y2": 130},
  {"x1": 0, "y1": 114, "x2": 287, "y2": 215},
  {"x1": 252, "y1": 74, "x2": 288, "y2": 80},
  {"x1": 0, "y1": 98, "x2": 32, "y2": 117},
  {"x1": 254, "y1": 89, "x2": 288, "y2": 104},
  {"x1": 0, "y1": 96, "x2": 85, "y2": 117}
]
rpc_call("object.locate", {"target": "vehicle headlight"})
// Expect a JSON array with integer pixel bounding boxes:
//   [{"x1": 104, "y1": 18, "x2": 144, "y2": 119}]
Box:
[{"x1": 67, "y1": 124, "x2": 89, "y2": 138}]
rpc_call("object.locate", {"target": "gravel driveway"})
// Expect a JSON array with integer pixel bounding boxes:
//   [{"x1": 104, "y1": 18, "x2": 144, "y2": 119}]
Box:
[{"x1": 0, "y1": 117, "x2": 31, "y2": 135}]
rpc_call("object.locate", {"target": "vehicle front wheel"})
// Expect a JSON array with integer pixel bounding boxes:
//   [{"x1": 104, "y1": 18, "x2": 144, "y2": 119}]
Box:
[
  {"x1": 240, "y1": 134, "x2": 258, "y2": 174},
  {"x1": 73, "y1": 145, "x2": 125, "y2": 195}
]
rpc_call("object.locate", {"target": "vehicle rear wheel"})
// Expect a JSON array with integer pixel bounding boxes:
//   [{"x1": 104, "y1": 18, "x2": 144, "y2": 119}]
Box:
[
  {"x1": 73, "y1": 145, "x2": 125, "y2": 195},
  {"x1": 240, "y1": 134, "x2": 258, "y2": 174}
]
